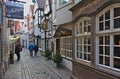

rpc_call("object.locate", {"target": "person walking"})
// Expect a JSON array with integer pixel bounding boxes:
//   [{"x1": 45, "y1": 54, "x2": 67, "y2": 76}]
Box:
[
  {"x1": 34, "y1": 44, "x2": 38, "y2": 56},
  {"x1": 15, "y1": 42, "x2": 22, "y2": 61},
  {"x1": 29, "y1": 42, "x2": 34, "y2": 56}
]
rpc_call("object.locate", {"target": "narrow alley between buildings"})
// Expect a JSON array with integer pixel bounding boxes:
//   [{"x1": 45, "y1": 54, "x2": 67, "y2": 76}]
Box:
[{"x1": 4, "y1": 48, "x2": 71, "y2": 79}]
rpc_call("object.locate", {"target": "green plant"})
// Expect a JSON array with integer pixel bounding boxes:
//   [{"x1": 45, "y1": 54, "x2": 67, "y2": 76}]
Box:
[
  {"x1": 45, "y1": 49, "x2": 51, "y2": 59},
  {"x1": 53, "y1": 52, "x2": 62, "y2": 67}
]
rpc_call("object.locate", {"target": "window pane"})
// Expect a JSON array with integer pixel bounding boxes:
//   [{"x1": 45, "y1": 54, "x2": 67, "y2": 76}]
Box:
[
  {"x1": 114, "y1": 18, "x2": 120, "y2": 28},
  {"x1": 84, "y1": 53, "x2": 87, "y2": 60},
  {"x1": 99, "y1": 46, "x2": 103, "y2": 54},
  {"x1": 105, "y1": 10, "x2": 110, "y2": 20},
  {"x1": 99, "y1": 56, "x2": 103, "y2": 64},
  {"x1": 79, "y1": 22, "x2": 82, "y2": 34},
  {"x1": 88, "y1": 54, "x2": 91, "y2": 61},
  {"x1": 88, "y1": 25, "x2": 91, "y2": 32},
  {"x1": 99, "y1": 22, "x2": 104, "y2": 31},
  {"x1": 88, "y1": 46, "x2": 91, "y2": 52},
  {"x1": 105, "y1": 21, "x2": 110, "y2": 30},
  {"x1": 105, "y1": 46, "x2": 110, "y2": 55},
  {"x1": 88, "y1": 37, "x2": 91, "y2": 44},
  {"x1": 84, "y1": 20, "x2": 86, "y2": 25},
  {"x1": 105, "y1": 36, "x2": 110, "y2": 45},
  {"x1": 105, "y1": 57, "x2": 110, "y2": 66},
  {"x1": 99, "y1": 15, "x2": 103, "y2": 21},
  {"x1": 114, "y1": 35, "x2": 120, "y2": 45},
  {"x1": 84, "y1": 37, "x2": 87, "y2": 44},
  {"x1": 114, "y1": 47, "x2": 120, "y2": 57},
  {"x1": 84, "y1": 46, "x2": 87, "y2": 52},
  {"x1": 114, "y1": 7, "x2": 120, "y2": 17},
  {"x1": 114, "y1": 58, "x2": 120, "y2": 69},
  {"x1": 99, "y1": 36, "x2": 103, "y2": 44}
]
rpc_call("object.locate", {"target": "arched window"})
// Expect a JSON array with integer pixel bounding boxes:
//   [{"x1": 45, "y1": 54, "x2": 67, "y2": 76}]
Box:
[
  {"x1": 75, "y1": 17, "x2": 91, "y2": 62},
  {"x1": 96, "y1": 3, "x2": 120, "y2": 70}
]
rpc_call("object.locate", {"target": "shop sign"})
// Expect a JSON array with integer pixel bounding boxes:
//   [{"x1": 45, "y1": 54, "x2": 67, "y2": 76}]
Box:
[{"x1": 79, "y1": 0, "x2": 101, "y2": 12}]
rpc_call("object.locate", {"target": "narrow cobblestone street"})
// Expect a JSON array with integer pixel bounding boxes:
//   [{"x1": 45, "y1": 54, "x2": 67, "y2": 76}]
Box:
[{"x1": 4, "y1": 48, "x2": 71, "y2": 79}]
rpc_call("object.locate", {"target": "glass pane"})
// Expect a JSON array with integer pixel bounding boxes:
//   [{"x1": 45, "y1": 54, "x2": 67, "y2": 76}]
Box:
[
  {"x1": 79, "y1": 22, "x2": 82, "y2": 33},
  {"x1": 84, "y1": 37, "x2": 87, "y2": 44},
  {"x1": 105, "y1": 46, "x2": 110, "y2": 55},
  {"x1": 99, "y1": 36, "x2": 103, "y2": 44},
  {"x1": 114, "y1": 35, "x2": 120, "y2": 45},
  {"x1": 84, "y1": 53, "x2": 87, "y2": 60},
  {"x1": 80, "y1": 52, "x2": 82, "y2": 59},
  {"x1": 105, "y1": 57, "x2": 110, "y2": 66},
  {"x1": 114, "y1": 18, "x2": 120, "y2": 28},
  {"x1": 105, "y1": 10, "x2": 110, "y2": 20},
  {"x1": 105, "y1": 36, "x2": 110, "y2": 45},
  {"x1": 88, "y1": 25, "x2": 91, "y2": 32},
  {"x1": 88, "y1": 54, "x2": 91, "y2": 61},
  {"x1": 84, "y1": 26, "x2": 87, "y2": 32},
  {"x1": 114, "y1": 7, "x2": 120, "y2": 17},
  {"x1": 114, "y1": 47, "x2": 120, "y2": 57},
  {"x1": 84, "y1": 46, "x2": 87, "y2": 52},
  {"x1": 99, "y1": 22, "x2": 104, "y2": 31},
  {"x1": 99, "y1": 56, "x2": 103, "y2": 64},
  {"x1": 88, "y1": 37, "x2": 91, "y2": 44},
  {"x1": 84, "y1": 20, "x2": 86, "y2": 25},
  {"x1": 105, "y1": 21, "x2": 110, "y2": 30},
  {"x1": 99, "y1": 46, "x2": 103, "y2": 54},
  {"x1": 99, "y1": 15, "x2": 103, "y2": 21},
  {"x1": 88, "y1": 46, "x2": 91, "y2": 52},
  {"x1": 77, "y1": 52, "x2": 79, "y2": 58},
  {"x1": 114, "y1": 58, "x2": 120, "y2": 69}
]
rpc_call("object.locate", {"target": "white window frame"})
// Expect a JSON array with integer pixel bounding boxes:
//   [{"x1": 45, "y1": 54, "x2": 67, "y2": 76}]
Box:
[
  {"x1": 96, "y1": 3, "x2": 120, "y2": 72},
  {"x1": 75, "y1": 17, "x2": 91, "y2": 62},
  {"x1": 60, "y1": 36, "x2": 72, "y2": 59}
]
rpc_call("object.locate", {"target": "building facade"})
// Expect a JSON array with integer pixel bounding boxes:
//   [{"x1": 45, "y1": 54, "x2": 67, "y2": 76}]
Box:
[
  {"x1": 53, "y1": 0, "x2": 73, "y2": 70},
  {"x1": 0, "y1": 0, "x2": 9, "y2": 79},
  {"x1": 70, "y1": 0, "x2": 120, "y2": 79}
]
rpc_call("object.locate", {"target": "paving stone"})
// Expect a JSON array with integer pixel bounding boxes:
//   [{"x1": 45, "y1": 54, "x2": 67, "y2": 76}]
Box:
[{"x1": 4, "y1": 48, "x2": 71, "y2": 79}]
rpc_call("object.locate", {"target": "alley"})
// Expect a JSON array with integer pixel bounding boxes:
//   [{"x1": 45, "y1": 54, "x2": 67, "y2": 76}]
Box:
[{"x1": 4, "y1": 48, "x2": 71, "y2": 79}]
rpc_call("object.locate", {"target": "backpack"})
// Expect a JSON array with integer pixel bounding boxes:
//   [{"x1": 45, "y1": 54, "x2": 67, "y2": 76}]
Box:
[{"x1": 19, "y1": 45, "x2": 22, "y2": 52}]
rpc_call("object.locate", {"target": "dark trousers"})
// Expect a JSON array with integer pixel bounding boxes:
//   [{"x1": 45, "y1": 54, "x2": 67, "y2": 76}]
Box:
[{"x1": 16, "y1": 53, "x2": 20, "y2": 61}]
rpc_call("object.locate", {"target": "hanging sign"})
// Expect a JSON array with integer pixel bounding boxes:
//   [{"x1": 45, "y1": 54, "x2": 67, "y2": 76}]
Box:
[{"x1": 6, "y1": 1, "x2": 24, "y2": 19}]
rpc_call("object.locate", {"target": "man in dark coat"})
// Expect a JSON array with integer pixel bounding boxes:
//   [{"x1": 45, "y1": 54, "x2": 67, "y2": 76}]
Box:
[
  {"x1": 34, "y1": 44, "x2": 38, "y2": 56},
  {"x1": 15, "y1": 42, "x2": 22, "y2": 61}
]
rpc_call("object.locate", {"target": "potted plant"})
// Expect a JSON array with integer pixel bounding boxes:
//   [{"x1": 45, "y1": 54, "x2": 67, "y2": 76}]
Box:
[
  {"x1": 53, "y1": 52, "x2": 62, "y2": 67},
  {"x1": 45, "y1": 49, "x2": 52, "y2": 60}
]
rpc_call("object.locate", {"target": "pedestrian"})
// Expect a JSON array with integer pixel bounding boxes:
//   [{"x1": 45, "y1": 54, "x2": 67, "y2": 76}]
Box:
[
  {"x1": 15, "y1": 42, "x2": 22, "y2": 61},
  {"x1": 29, "y1": 41, "x2": 34, "y2": 56},
  {"x1": 34, "y1": 44, "x2": 38, "y2": 56}
]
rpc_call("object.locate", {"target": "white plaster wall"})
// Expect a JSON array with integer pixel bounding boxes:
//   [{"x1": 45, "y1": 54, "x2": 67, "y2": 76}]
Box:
[
  {"x1": 55, "y1": 3, "x2": 72, "y2": 25},
  {"x1": 62, "y1": 59, "x2": 72, "y2": 71}
]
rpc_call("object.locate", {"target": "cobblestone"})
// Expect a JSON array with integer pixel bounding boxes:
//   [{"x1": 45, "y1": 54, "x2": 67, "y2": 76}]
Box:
[{"x1": 4, "y1": 48, "x2": 71, "y2": 79}]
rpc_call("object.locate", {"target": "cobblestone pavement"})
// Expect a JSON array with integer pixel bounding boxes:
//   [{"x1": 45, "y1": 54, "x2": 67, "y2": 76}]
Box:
[{"x1": 4, "y1": 48, "x2": 71, "y2": 79}]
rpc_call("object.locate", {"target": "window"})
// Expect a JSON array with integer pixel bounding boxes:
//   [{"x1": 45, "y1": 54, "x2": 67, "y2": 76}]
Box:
[
  {"x1": 98, "y1": 36, "x2": 110, "y2": 66},
  {"x1": 97, "y1": 5, "x2": 120, "y2": 70},
  {"x1": 60, "y1": 37, "x2": 72, "y2": 58},
  {"x1": 75, "y1": 17, "x2": 91, "y2": 62},
  {"x1": 57, "y1": 0, "x2": 71, "y2": 7},
  {"x1": 99, "y1": 10, "x2": 110, "y2": 31}
]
